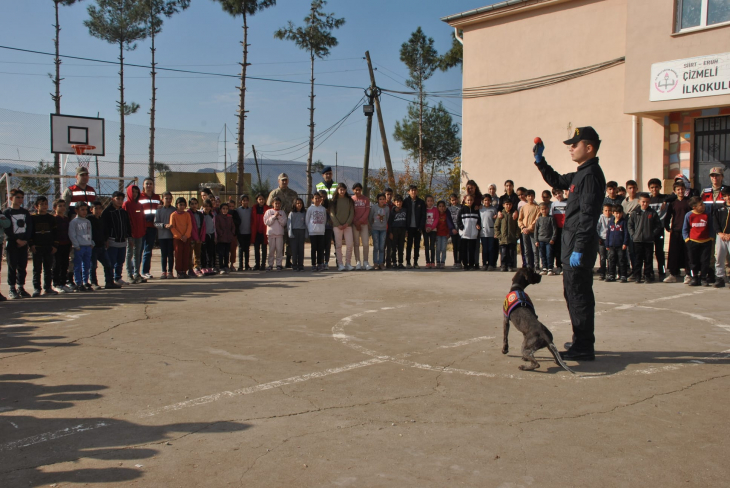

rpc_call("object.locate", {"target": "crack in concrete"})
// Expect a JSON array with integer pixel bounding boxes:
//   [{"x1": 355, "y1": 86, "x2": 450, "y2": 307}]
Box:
[{"x1": 514, "y1": 373, "x2": 730, "y2": 425}]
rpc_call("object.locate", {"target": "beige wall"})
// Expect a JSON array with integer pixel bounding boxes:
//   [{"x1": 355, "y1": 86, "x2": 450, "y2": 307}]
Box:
[
  {"x1": 624, "y1": 0, "x2": 730, "y2": 115},
  {"x1": 458, "y1": 0, "x2": 633, "y2": 194}
]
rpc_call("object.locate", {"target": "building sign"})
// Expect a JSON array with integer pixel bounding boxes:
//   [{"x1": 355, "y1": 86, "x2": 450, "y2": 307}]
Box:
[{"x1": 650, "y1": 52, "x2": 730, "y2": 102}]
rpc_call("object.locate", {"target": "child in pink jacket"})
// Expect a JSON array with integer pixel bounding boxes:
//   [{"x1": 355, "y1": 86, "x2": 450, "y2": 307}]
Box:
[{"x1": 264, "y1": 197, "x2": 287, "y2": 270}]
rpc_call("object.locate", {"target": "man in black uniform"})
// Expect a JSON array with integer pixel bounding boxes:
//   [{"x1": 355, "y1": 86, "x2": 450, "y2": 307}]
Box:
[{"x1": 534, "y1": 127, "x2": 606, "y2": 361}]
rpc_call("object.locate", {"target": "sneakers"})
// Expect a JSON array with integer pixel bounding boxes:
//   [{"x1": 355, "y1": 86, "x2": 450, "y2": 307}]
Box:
[
  {"x1": 452, "y1": 263, "x2": 461, "y2": 269},
  {"x1": 620, "y1": 276, "x2": 628, "y2": 283},
  {"x1": 17, "y1": 288, "x2": 31, "y2": 298},
  {"x1": 32, "y1": 289, "x2": 42, "y2": 298},
  {"x1": 364, "y1": 261, "x2": 372, "y2": 271},
  {"x1": 540, "y1": 269, "x2": 548, "y2": 276},
  {"x1": 413, "y1": 263, "x2": 420, "y2": 269},
  {"x1": 85, "y1": 283, "x2": 95, "y2": 291},
  {"x1": 105, "y1": 282, "x2": 122, "y2": 289},
  {"x1": 276, "y1": 265, "x2": 283, "y2": 271},
  {"x1": 160, "y1": 272, "x2": 168, "y2": 280},
  {"x1": 266, "y1": 265, "x2": 273, "y2": 271},
  {"x1": 91, "y1": 283, "x2": 103, "y2": 291},
  {"x1": 684, "y1": 275, "x2": 692, "y2": 284},
  {"x1": 8, "y1": 288, "x2": 21, "y2": 299},
  {"x1": 663, "y1": 274, "x2": 678, "y2": 283},
  {"x1": 355, "y1": 261, "x2": 362, "y2": 271},
  {"x1": 406, "y1": 262, "x2": 412, "y2": 269},
  {"x1": 142, "y1": 273, "x2": 153, "y2": 280},
  {"x1": 397, "y1": 263, "x2": 405, "y2": 269},
  {"x1": 114, "y1": 279, "x2": 126, "y2": 286},
  {"x1": 44, "y1": 288, "x2": 58, "y2": 295},
  {"x1": 605, "y1": 276, "x2": 616, "y2": 282},
  {"x1": 713, "y1": 279, "x2": 725, "y2": 288},
  {"x1": 345, "y1": 264, "x2": 354, "y2": 271},
  {"x1": 135, "y1": 276, "x2": 148, "y2": 284},
  {"x1": 501, "y1": 266, "x2": 508, "y2": 272},
  {"x1": 338, "y1": 264, "x2": 345, "y2": 271}
]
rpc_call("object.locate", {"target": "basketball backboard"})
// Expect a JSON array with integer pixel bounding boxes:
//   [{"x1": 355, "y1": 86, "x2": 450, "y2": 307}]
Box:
[{"x1": 51, "y1": 114, "x2": 105, "y2": 156}]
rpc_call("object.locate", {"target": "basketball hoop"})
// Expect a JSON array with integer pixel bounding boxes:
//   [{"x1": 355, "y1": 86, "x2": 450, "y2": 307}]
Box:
[{"x1": 71, "y1": 144, "x2": 95, "y2": 170}]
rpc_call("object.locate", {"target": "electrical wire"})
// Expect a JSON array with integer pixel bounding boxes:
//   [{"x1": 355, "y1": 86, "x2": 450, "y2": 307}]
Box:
[{"x1": 0, "y1": 45, "x2": 366, "y2": 90}]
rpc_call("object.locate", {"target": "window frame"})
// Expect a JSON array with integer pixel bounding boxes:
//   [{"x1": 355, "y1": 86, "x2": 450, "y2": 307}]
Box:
[{"x1": 675, "y1": 0, "x2": 730, "y2": 34}]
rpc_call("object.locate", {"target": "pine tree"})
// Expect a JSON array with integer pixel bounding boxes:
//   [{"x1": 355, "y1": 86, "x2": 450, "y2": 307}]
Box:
[
  {"x1": 145, "y1": 0, "x2": 190, "y2": 179},
  {"x1": 274, "y1": 0, "x2": 345, "y2": 203},
  {"x1": 51, "y1": 0, "x2": 84, "y2": 191},
  {"x1": 85, "y1": 0, "x2": 148, "y2": 189},
  {"x1": 213, "y1": 0, "x2": 277, "y2": 196},
  {"x1": 439, "y1": 29, "x2": 463, "y2": 72},
  {"x1": 399, "y1": 27, "x2": 440, "y2": 178}
]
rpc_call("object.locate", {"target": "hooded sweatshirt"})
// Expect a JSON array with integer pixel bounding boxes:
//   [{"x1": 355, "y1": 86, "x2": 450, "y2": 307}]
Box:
[
  {"x1": 123, "y1": 185, "x2": 147, "y2": 239},
  {"x1": 69, "y1": 215, "x2": 93, "y2": 248},
  {"x1": 306, "y1": 205, "x2": 327, "y2": 235},
  {"x1": 154, "y1": 204, "x2": 176, "y2": 240}
]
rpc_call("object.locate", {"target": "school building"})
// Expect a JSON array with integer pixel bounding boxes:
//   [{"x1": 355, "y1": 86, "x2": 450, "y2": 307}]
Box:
[{"x1": 442, "y1": 0, "x2": 730, "y2": 193}]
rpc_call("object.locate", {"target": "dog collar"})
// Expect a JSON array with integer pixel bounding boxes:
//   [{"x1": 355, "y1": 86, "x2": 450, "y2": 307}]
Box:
[{"x1": 503, "y1": 290, "x2": 535, "y2": 319}]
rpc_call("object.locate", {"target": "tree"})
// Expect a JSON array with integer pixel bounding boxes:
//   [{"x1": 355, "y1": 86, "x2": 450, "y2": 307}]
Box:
[
  {"x1": 15, "y1": 160, "x2": 57, "y2": 197},
  {"x1": 439, "y1": 29, "x2": 463, "y2": 72},
  {"x1": 153, "y1": 161, "x2": 172, "y2": 175},
  {"x1": 146, "y1": 0, "x2": 190, "y2": 180},
  {"x1": 50, "y1": 0, "x2": 84, "y2": 191},
  {"x1": 311, "y1": 159, "x2": 324, "y2": 174},
  {"x1": 213, "y1": 0, "x2": 277, "y2": 197},
  {"x1": 394, "y1": 102, "x2": 460, "y2": 190},
  {"x1": 399, "y1": 27, "x2": 440, "y2": 177},
  {"x1": 275, "y1": 0, "x2": 345, "y2": 203},
  {"x1": 85, "y1": 0, "x2": 148, "y2": 190}
]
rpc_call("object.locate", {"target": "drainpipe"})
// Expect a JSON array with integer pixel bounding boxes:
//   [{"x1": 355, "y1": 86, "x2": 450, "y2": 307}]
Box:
[
  {"x1": 455, "y1": 27, "x2": 464, "y2": 190},
  {"x1": 454, "y1": 27, "x2": 463, "y2": 44},
  {"x1": 632, "y1": 115, "x2": 638, "y2": 183}
]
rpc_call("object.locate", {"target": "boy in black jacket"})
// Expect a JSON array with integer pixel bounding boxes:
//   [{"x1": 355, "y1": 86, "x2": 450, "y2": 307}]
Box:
[
  {"x1": 102, "y1": 191, "x2": 131, "y2": 286},
  {"x1": 89, "y1": 201, "x2": 118, "y2": 290},
  {"x1": 4, "y1": 188, "x2": 33, "y2": 299},
  {"x1": 648, "y1": 178, "x2": 670, "y2": 277},
  {"x1": 605, "y1": 205, "x2": 629, "y2": 282},
  {"x1": 402, "y1": 185, "x2": 426, "y2": 268},
  {"x1": 30, "y1": 196, "x2": 58, "y2": 296},
  {"x1": 712, "y1": 187, "x2": 730, "y2": 288},
  {"x1": 664, "y1": 180, "x2": 691, "y2": 283},
  {"x1": 628, "y1": 193, "x2": 662, "y2": 283},
  {"x1": 388, "y1": 195, "x2": 408, "y2": 269}
]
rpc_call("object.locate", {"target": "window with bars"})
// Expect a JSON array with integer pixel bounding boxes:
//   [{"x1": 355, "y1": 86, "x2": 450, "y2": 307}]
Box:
[{"x1": 676, "y1": 0, "x2": 730, "y2": 31}]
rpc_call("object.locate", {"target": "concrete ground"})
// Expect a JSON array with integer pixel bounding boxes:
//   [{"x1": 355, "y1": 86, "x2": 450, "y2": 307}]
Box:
[{"x1": 1, "y1": 251, "x2": 730, "y2": 487}]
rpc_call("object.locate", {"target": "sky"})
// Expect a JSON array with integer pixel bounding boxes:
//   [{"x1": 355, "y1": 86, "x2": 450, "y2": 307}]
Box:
[{"x1": 0, "y1": 0, "x2": 496, "y2": 171}]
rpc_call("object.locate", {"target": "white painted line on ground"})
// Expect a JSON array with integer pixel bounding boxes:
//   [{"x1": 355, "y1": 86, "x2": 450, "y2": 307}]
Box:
[
  {"x1": 139, "y1": 358, "x2": 386, "y2": 418},
  {"x1": 0, "y1": 421, "x2": 109, "y2": 451},
  {"x1": 436, "y1": 336, "x2": 495, "y2": 349}
]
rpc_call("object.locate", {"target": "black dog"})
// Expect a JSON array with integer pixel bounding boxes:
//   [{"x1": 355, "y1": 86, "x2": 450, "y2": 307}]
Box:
[{"x1": 502, "y1": 268, "x2": 574, "y2": 373}]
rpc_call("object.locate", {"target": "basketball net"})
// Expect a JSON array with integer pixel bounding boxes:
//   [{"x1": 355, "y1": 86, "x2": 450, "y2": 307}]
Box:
[{"x1": 71, "y1": 144, "x2": 95, "y2": 170}]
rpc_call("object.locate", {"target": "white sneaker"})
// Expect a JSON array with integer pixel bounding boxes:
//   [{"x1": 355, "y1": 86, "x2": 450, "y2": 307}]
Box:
[
  {"x1": 364, "y1": 261, "x2": 372, "y2": 270},
  {"x1": 345, "y1": 264, "x2": 355, "y2": 271},
  {"x1": 62, "y1": 284, "x2": 74, "y2": 293},
  {"x1": 663, "y1": 274, "x2": 677, "y2": 283},
  {"x1": 683, "y1": 275, "x2": 691, "y2": 284},
  {"x1": 116, "y1": 279, "x2": 128, "y2": 286},
  {"x1": 338, "y1": 264, "x2": 345, "y2": 271},
  {"x1": 355, "y1": 261, "x2": 362, "y2": 271},
  {"x1": 142, "y1": 273, "x2": 153, "y2": 280}
]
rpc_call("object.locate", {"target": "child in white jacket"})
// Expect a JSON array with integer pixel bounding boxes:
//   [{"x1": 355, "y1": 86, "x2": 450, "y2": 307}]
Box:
[
  {"x1": 264, "y1": 197, "x2": 287, "y2": 270},
  {"x1": 68, "y1": 202, "x2": 94, "y2": 291},
  {"x1": 306, "y1": 192, "x2": 327, "y2": 271}
]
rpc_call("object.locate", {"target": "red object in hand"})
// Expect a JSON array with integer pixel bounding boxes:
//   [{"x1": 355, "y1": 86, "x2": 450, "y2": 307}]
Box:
[{"x1": 534, "y1": 137, "x2": 542, "y2": 145}]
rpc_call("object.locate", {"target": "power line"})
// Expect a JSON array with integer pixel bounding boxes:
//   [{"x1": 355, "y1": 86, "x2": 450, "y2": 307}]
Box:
[
  {"x1": 381, "y1": 92, "x2": 462, "y2": 119},
  {"x1": 0, "y1": 45, "x2": 365, "y2": 90}
]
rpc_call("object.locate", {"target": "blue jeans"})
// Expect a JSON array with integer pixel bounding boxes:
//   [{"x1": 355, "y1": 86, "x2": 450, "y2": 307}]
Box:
[
  {"x1": 371, "y1": 229, "x2": 387, "y2": 265},
  {"x1": 73, "y1": 246, "x2": 92, "y2": 285},
  {"x1": 107, "y1": 245, "x2": 127, "y2": 281},
  {"x1": 436, "y1": 236, "x2": 448, "y2": 264},
  {"x1": 538, "y1": 241, "x2": 554, "y2": 270},
  {"x1": 159, "y1": 238, "x2": 174, "y2": 273},
  {"x1": 91, "y1": 246, "x2": 112, "y2": 285},
  {"x1": 142, "y1": 226, "x2": 157, "y2": 275},
  {"x1": 480, "y1": 236, "x2": 497, "y2": 267},
  {"x1": 126, "y1": 237, "x2": 144, "y2": 279},
  {"x1": 521, "y1": 233, "x2": 535, "y2": 268}
]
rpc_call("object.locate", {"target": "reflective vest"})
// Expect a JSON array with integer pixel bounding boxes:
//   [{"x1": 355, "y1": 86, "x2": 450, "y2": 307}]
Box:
[
  {"x1": 503, "y1": 290, "x2": 536, "y2": 319},
  {"x1": 138, "y1": 193, "x2": 161, "y2": 224},
  {"x1": 68, "y1": 184, "x2": 96, "y2": 207},
  {"x1": 701, "y1": 185, "x2": 728, "y2": 213},
  {"x1": 316, "y1": 181, "x2": 338, "y2": 199}
]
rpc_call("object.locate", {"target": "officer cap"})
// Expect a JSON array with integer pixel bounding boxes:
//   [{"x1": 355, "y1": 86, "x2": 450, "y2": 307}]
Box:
[
  {"x1": 76, "y1": 166, "x2": 90, "y2": 175},
  {"x1": 321, "y1": 166, "x2": 333, "y2": 175},
  {"x1": 278, "y1": 173, "x2": 289, "y2": 180},
  {"x1": 709, "y1": 166, "x2": 724, "y2": 176}
]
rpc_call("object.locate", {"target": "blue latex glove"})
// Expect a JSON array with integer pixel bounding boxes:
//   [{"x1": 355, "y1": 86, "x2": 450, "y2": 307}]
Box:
[
  {"x1": 569, "y1": 252, "x2": 583, "y2": 267},
  {"x1": 533, "y1": 142, "x2": 544, "y2": 163}
]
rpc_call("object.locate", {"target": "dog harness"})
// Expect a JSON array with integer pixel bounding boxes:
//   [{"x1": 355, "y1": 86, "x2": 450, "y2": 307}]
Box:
[{"x1": 503, "y1": 290, "x2": 535, "y2": 319}]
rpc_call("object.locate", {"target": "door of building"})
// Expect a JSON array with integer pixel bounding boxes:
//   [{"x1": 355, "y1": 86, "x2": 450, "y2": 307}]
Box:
[{"x1": 694, "y1": 115, "x2": 730, "y2": 189}]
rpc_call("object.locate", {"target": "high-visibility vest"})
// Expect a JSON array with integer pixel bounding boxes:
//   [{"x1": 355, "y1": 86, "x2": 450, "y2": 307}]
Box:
[
  {"x1": 68, "y1": 184, "x2": 96, "y2": 207},
  {"x1": 138, "y1": 193, "x2": 161, "y2": 223},
  {"x1": 316, "y1": 181, "x2": 338, "y2": 199},
  {"x1": 701, "y1": 185, "x2": 728, "y2": 213}
]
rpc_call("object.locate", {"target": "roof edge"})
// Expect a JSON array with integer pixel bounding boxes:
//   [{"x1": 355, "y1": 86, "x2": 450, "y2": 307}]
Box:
[{"x1": 441, "y1": 0, "x2": 574, "y2": 27}]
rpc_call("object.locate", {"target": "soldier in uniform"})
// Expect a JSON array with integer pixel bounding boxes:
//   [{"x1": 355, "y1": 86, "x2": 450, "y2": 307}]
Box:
[
  {"x1": 62, "y1": 167, "x2": 97, "y2": 217},
  {"x1": 316, "y1": 166, "x2": 337, "y2": 200},
  {"x1": 534, "y1": 127, "x2": 606, "y2": 361},
  {"x1": 267, "y1": 173, "x2": 299, "y2": 268},
  {"x1": 701, "y1": 166, "x2": 730, "y2": 279}
]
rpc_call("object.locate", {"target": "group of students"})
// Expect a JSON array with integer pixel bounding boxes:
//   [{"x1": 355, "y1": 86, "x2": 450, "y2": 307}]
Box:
[{"x1": 2, "y1": 166, "x2": 729, "y2": 299}]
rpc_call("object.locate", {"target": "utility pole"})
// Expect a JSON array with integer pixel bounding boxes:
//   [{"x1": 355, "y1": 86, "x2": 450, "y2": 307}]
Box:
[
  {"x1": 362, "y1": 88, "x2": 375, "y2": 197},
  {"x1": 365, "y1": 51, "x2": 395, "y2": 189},
  {"x1": 223, "y1": 123, "x2": 227, "y2": 198},
  {"x1": 252, "y1": 144, "x2": 262, "y2": 187},
  {"x1": 335, "y1": 152, "x2": 338, "y2": 183}
]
